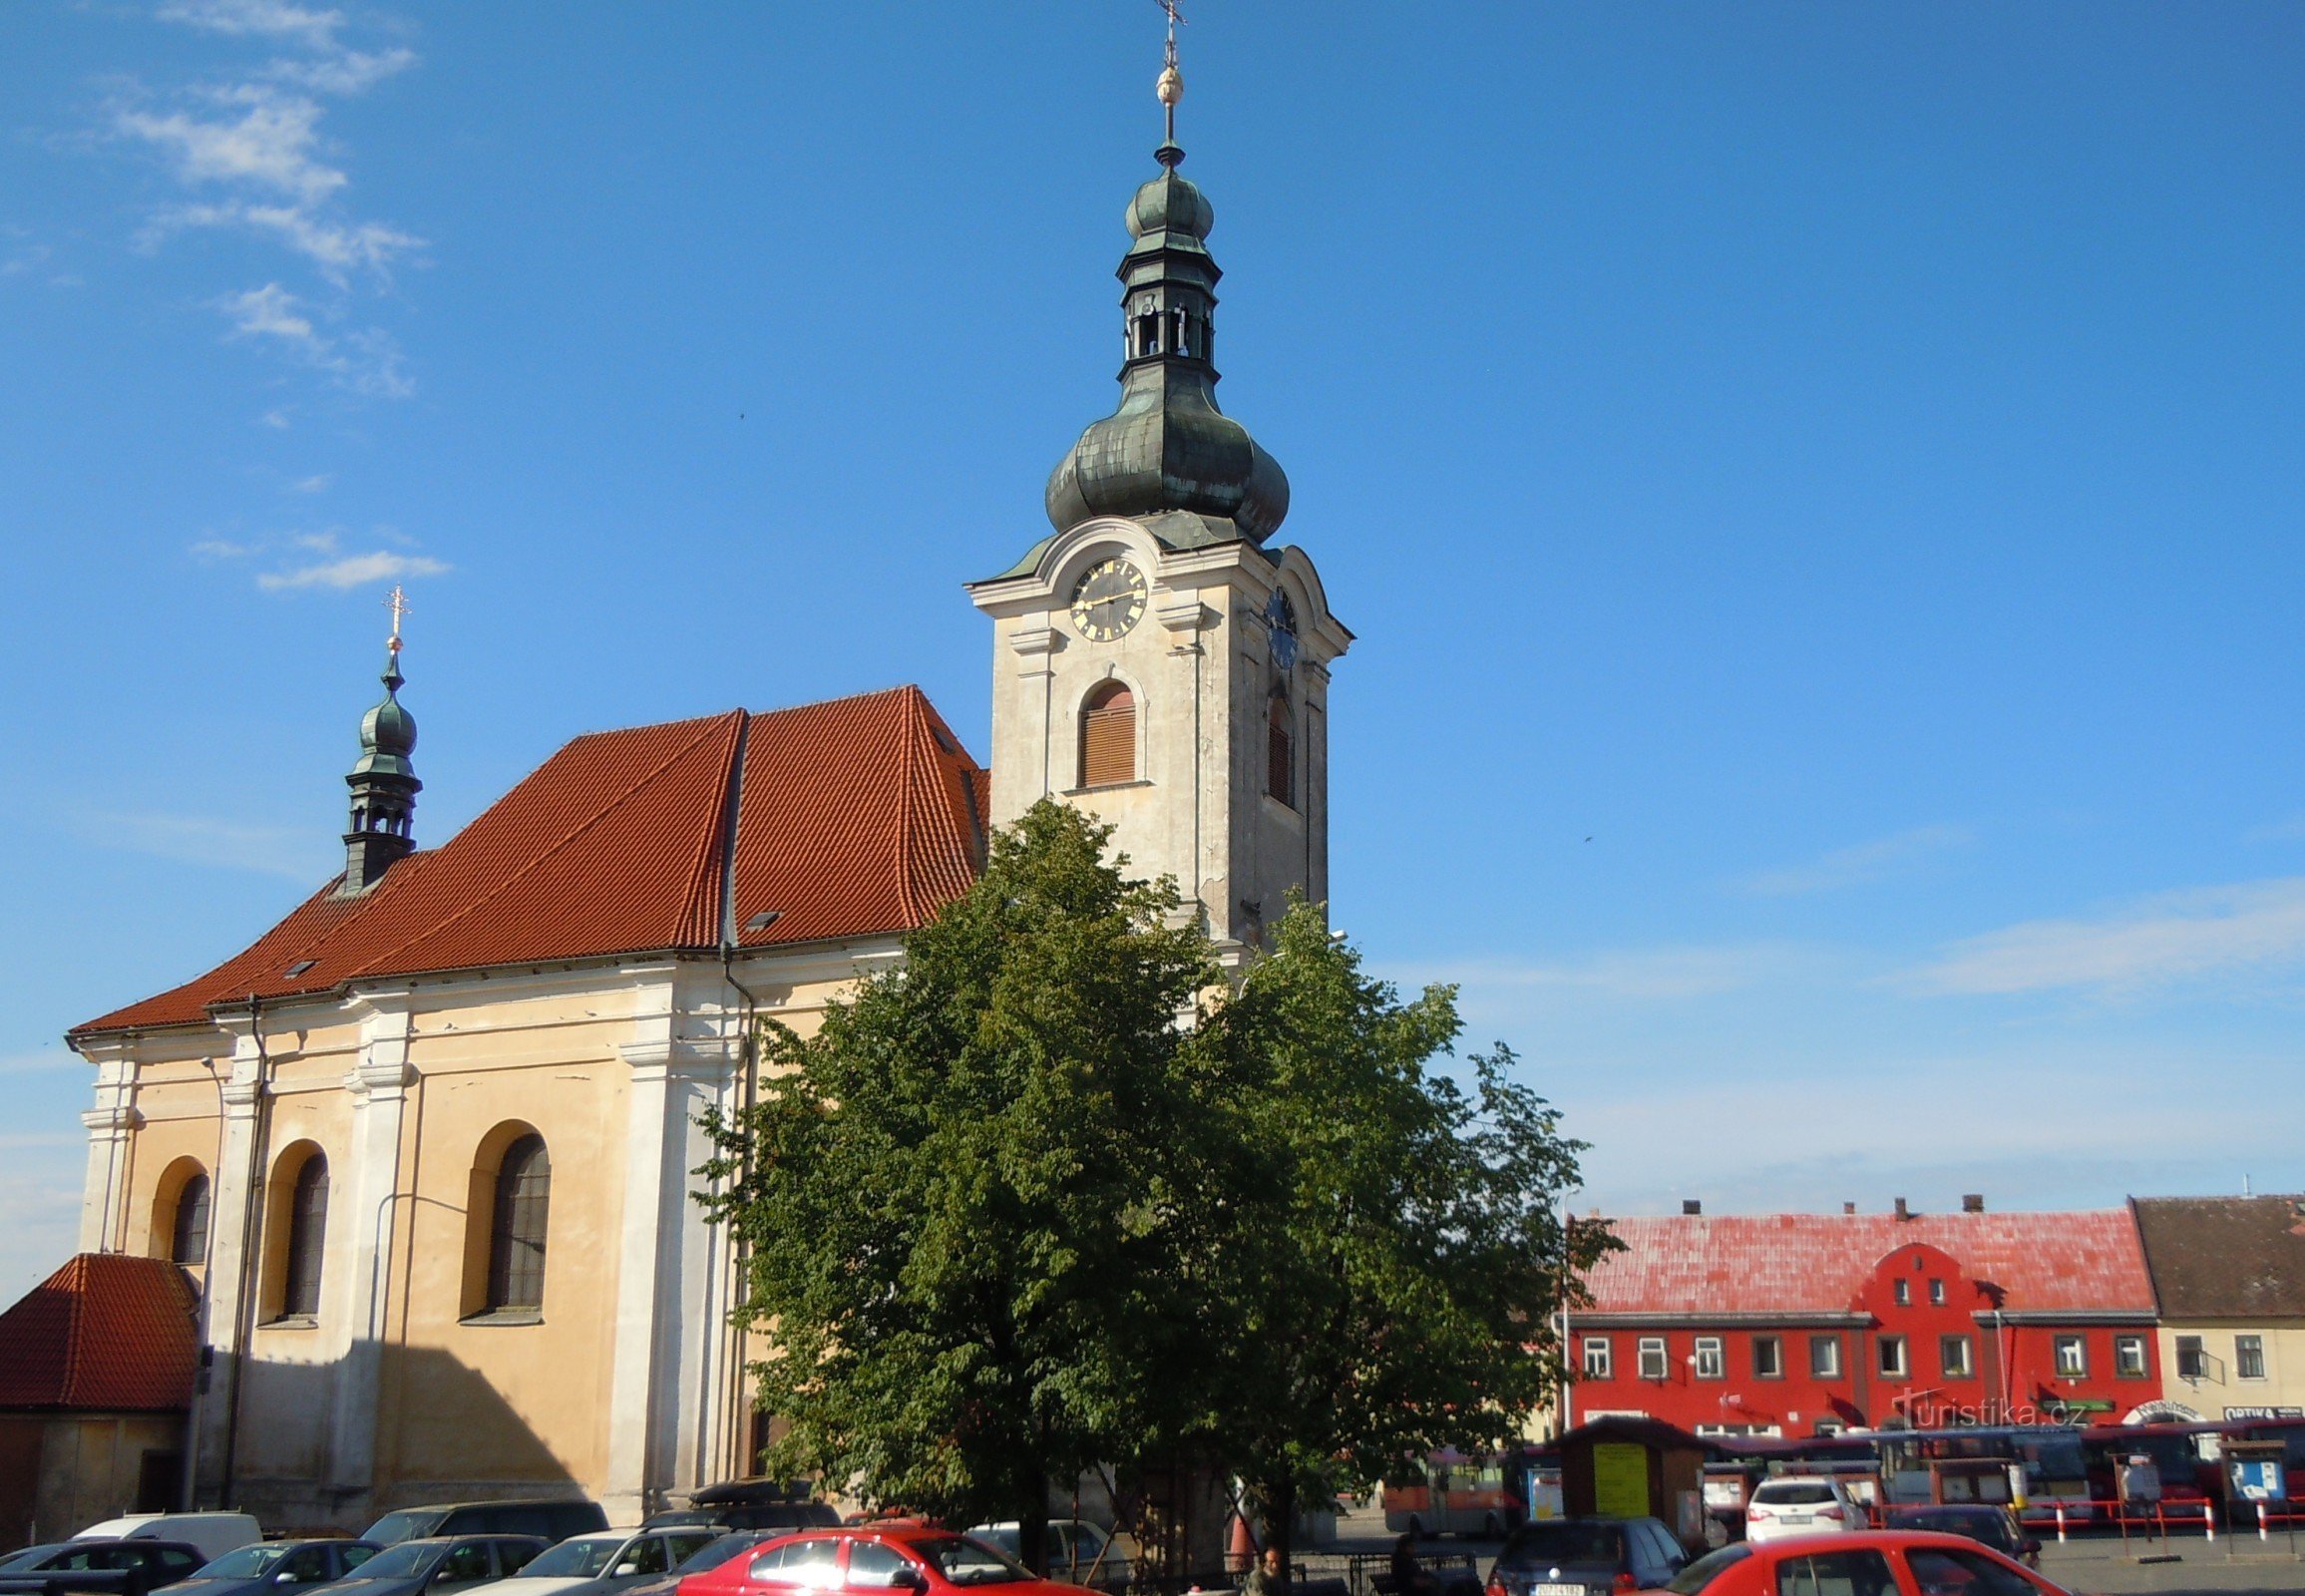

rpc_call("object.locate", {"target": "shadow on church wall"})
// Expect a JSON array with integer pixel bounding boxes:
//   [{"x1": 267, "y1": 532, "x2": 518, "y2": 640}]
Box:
[{"x1": 208, "y1": 1340, "x2": 576, "y2": 1531}]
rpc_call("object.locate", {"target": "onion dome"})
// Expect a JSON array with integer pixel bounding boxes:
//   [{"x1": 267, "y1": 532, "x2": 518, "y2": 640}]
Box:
[
  {"x1": 1043, "y1": 137, "x2": 1290, "y2": 544},
  {"x1": 353, "y1": 649, "x2": 419, "y2": 779},
  {"x1": 340, "y1": 638, "x2": 422, "y2": 894}
]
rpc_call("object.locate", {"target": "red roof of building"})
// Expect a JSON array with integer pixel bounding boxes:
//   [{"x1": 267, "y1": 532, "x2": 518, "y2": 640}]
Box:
[
  {"x1": 0, "y1": 1253, "x2": 198, "y2": 1412},
  {"x1": 1584, "y1": 1210, "x2": 2156, "y2": 1316},
  {"x1": 75, "y1": 686, "x2": 987, "y2": 1035}
]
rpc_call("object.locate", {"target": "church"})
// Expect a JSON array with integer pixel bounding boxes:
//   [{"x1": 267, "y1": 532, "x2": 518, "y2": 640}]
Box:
[{"x1": 48, "y1": 63, "x2": 1349, "y2": 1532}]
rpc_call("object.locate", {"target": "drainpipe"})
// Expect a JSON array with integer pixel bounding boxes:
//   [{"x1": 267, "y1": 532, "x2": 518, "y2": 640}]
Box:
[
  {"x1": 718, "y1": 941, "x2": 762, "y2": 1481},
  {"x1": 218, "y1": 994, "x2": 274, "y2": 1506}
]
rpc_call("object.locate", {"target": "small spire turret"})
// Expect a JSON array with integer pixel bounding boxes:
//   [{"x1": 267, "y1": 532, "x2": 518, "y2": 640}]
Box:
[
  {"x1": 1042, "y1": 6, "x2": 1290, "y2": 543},
  {"x1": 338, "y1": 586, "x2": 422, "y2": 895}
]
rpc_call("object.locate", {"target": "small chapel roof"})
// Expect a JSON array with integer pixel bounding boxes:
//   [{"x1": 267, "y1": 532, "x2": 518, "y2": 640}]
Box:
[
  {"x1": 0, "y1": 1253, "x2": 198, "y2": 1412},
  {"x1": 73, "y1": 685, "x2": 986, "y2": 1036}
]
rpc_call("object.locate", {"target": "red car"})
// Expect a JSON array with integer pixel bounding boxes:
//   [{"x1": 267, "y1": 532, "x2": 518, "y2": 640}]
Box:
[
  {"x1": 1652, "y1": 1530, "x2": 2072, "y2": 1596},
  {"x1": 676, "y1": 1526, "x2": 1083, "y2": 1596}
]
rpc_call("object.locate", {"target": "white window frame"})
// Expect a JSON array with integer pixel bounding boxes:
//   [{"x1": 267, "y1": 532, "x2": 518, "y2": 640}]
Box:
[
  {"x1": 2237, "y1": 1335, "x2": 2267, "y2": 1382},
  {"x1": 1894, "y1": 1278, "x2": 1910, "y2": 1307},
  {"x1": 1752, "y1": 1335, "x2": 1783, "y2": 1380},
  {"x1": 1940, "y1": 1334, "x2": 1974, "y2": 1379},
  {"x1": 2175, "y1": 1335, "x2": 2206, "y2": 1381},
  {"x1": 1810, "y1": 1334, "x2": 1842, "y2": 1380},
  {"x1": 1929, "y1": 1279, "x2": 1947, "y2": 1307},
  {"x1": 1638, "y1": 1336, "x2": 1669, "y2": 1381},
  {"x1": 2114, "y1": 1335, "x2": 2148, "y2": 1380},
  {"x1": 2054, "y1": 1335, "x2": 2088, "y2": 1379},
  {"x1": 1583, "y1": 1336, "x2": 1613, "y2": 1381},
  {"x1": 1878, "y1": 1335, "x2": 1908, "y2": 1378},
  {"x1": 1694, "y1": 1336, "x2": 1726, "y2": 1380}
]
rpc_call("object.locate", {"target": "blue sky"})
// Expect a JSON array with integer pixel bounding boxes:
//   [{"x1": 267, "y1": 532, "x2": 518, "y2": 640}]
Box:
[{"x1": 2, "y1": 1, "x2": 2302, "y2": 1304}]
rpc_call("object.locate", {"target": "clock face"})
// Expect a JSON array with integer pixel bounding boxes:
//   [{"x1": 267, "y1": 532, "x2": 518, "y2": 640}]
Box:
[
  {"x1": 1069, "y1": 558, "x2": 1147, "y2": 642},
  {"x1": 1265, "y1": 589, "x2": 1299, "y2": 670}
]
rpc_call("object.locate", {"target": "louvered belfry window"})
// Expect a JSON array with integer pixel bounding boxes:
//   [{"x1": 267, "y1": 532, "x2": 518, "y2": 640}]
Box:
[
  {"x1": 171, "y1": 1171, "x2": 211, "y2": 1266},
  {"x1": 1267, "y1": 694, "x2": 1293, "y2": 806},
  {"x1": 487, "y1": 1134, "x2": 552, "y2": 1312},
  {"x1": 280, "y1": 1153, "x2": 329, "y2": 1318},
  {"x1": 1079, "y1": 682, "x2": 1136, "y2": 788}
]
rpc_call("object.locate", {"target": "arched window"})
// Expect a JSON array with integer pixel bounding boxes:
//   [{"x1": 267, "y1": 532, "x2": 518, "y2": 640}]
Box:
[
  {"x1": 171, "y1": 1172, "x2": 211, "y2": 1267},
  {"x1": 486, "y1": 1134, "x2": 552, "y2": 1313},
  {"x1": 280, "y1": 1152, "x2": 329, "y2": 1319},
  {"x1": 1079, "y1": 681, "x2": 1136, "y2": 789},
  {"x1": 1267, "y1": 692, "x2": 1294, "y2": 807}
]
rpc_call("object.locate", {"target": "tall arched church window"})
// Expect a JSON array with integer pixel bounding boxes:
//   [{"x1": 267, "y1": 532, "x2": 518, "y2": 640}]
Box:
[
  {"x1": 280, "y1": 1153, "x2": 329, "y2": 1318},
  {"x1": 1080, "y1": 682, "x2": 1137, "y2": 789},
  {"x1": 171, "y1": 1171, "x2": 210, "y2": 1267},
  {"x1": 1267, "y1": 692, "x2": 1294, "y2": 807},
  {"x1": 487, "y1": 1134, "x2": 552, "y2": 1312}
]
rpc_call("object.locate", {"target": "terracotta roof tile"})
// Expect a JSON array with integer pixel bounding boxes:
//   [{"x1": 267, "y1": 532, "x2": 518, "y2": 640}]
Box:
[
  {"x1": 1585, "y1": 1210, "x2": 2155, "y2": 1316},
  {"x1": 0, "y1": 1253, "x2": 197, "y2": 1412},
  {"x1": 75, "y1": 687, "x2": 987, "y2": 1035}
]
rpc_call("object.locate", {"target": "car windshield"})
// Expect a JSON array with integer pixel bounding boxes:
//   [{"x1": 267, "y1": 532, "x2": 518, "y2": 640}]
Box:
[
  {"x1": 1501, "y1": 1524, "x2": 1625, "y2": 1566},
  {"x1": 351, "y1": 1544, "x2": 444, "y2": 1580},
  {"x1": 914, "y1": 1537, "x2": 1030, "y2": 1587},
  {"x1": 675, "y1": 1537, "x2": 763, "y2": 1576},
  {"x1": 195, "y1": 1548, "x2": 293, "y2": 1580},
  {"x1": 0, "y1": 1549, "x2": 69, "y2": 1574},
  {"x1": 362, "y1": 1514, "x2": 448, "y2": 1548},
  {"x1": 520, "y1": 1539, "x2": 627, "y2": 1579},
  {"x1": 1666, "y1": 1547, "x2": 1751, "y2": 1596}
]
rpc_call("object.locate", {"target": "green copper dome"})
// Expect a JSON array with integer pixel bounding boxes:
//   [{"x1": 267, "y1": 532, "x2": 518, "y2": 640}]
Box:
[
  {"x1": 350, "y1": 647, "x2": 419, "y2": 781},
  {"x1": 1044, "y1": 143, "x2": 1290, "y2": 544}
]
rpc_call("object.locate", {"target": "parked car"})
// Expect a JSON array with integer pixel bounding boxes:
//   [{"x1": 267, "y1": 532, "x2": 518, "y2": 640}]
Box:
[
  {"x1": 76, "y1": 1524, "x2": 263, "y2": 1567},
  {"x1": 644, "y1": 1486, "x2": 841, "y2": 1540},
  {"x1": 1652, "y1": 1529, "x2": 2069, "y2": 1596},
  {"x1": 674, "y1": 1525, "x2": 1082, "y2": 1596},
  {"x1": 313, "y1": 1538, "x2": 547, "y2": 1596},
  {"x1": 612, "y1": 1535, "x2": 777, "y2": 1596},
  {"x1": 963, "y1": 1524, "x2": 1129, "y2": 1591},
  {"x1": 362, "y1": 1506, "x2": 605, "y2": 1549},
  {"x1": 156, "y1": 1540, "x2": 382, "y2": 1596},
  {"x1": 469, "y1": 1531, "x2": 725, "y2": 1596},
  {"x1": 1877, "y1": 1507, "x2": 2038, "y2": 1569},
  {"x1": 1484, "y1": 1517, "x2": 1687, "y2": 1596},
  {"x1": 0, "y1": 1541, "x2": 206, "y2": 1596},
  {"x1": 1743, "y1": 1479, "x2": 1863, "y2": 1545}
]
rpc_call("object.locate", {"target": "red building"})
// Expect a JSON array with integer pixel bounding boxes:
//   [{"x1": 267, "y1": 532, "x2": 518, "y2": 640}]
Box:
[{"x1": 1567, "y1": 1204, "x2": 2163, "y2": 1436}]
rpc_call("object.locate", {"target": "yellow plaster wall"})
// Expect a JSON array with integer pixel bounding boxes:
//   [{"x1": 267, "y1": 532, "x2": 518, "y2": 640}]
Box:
[{"x1": 2159, "y1": 1323, "x2": 2305, "y2": 1418}]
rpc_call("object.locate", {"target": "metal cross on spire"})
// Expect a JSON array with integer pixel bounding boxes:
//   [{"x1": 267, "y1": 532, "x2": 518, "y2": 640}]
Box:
[
  {"x1": 384, "y1": 584, "x2": 411, "y2": 654},
  {"x1": 1154, "y1": 0, "x2": 1185, "y2": 148}
]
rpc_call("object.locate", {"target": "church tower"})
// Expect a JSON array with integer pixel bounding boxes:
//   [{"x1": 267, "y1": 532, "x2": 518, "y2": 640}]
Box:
[
  {"x1": 970, "y1": 38, "x2": 1349, "y2": 961},
  {"x1": 337, "y1": 592, "x2": 421, "y2": 895}
]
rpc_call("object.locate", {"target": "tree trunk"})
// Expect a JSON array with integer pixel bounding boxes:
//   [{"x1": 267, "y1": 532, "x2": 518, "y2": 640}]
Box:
[
  {"x1": 1270, "y1": 1476, "x2": 1297, "y2": 1596},
  {"x1": 1020, "y1": 1463, "x2": 1050, "y2": 1577}
]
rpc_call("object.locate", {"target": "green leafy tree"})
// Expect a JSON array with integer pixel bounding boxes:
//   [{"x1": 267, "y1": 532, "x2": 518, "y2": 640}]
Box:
[
  {"x1": 699, "y1": 801, "x2": 1230, "y2": 1574},
  {"x1": 1197, "y1": 902, "x2": 1618, "y2": 1581}
]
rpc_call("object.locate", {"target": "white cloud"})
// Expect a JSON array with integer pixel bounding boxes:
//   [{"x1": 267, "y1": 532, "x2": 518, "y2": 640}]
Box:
[
  {"x1": 159, "y1": 200, "x2": 422, "y2": 280},
  {"x1": 119, "y1": 88, "x2": 343, "y2": 202},
  {"x1": 0, "y1": 1050, "x2": 80, "y2": 1077},
  {"x1": 216, "y1": 280, "x2": 317, "y2": 345},
  {"x1": 74, "y1": 811, "x2": 327, "y2": 879},
  {"x1": 0, "y1": 1143, "x2": 87, "y2": 1311},
  {"x1": 191, "y1": 537, "x2": 257, "y2": 560},
  {"x1": 1905, "y1": 877, "x2": 2305, "y2": 997},
  {"x1": 256, "y1": 550, "x2": 448, "y2": 592},
  {"x1": 265, "y1": 46, "x2": 416, "y2": 95},
  {"x1": 1398, "y1": 943, "x2": 1817, "y2": 1002},
  {"x1": 287, "y1": 473, "x2": 331, "y2": 493},
  {"x1": 260, "y1": 407, "x2": 292, "y2": 428},
  {"x1": 212, "y1": 285, "x2": 414, "y2": 396},
  {"x1": 157, "y1": 0, "x2": 343, "y2": 48},
  {"x1": 1743, "y1": 824, "x2": 1972, "y2": 897}
]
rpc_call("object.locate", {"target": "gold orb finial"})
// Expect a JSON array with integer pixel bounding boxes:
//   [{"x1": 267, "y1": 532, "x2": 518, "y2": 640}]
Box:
[{"x1": 1156, "y1": 64, "x2": 1183, "y2": 108}]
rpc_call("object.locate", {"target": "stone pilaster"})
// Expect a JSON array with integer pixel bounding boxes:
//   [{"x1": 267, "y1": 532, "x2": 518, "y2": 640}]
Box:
[{"x1": 325, "y1": 990, "x2": 418, "y2": 1509}]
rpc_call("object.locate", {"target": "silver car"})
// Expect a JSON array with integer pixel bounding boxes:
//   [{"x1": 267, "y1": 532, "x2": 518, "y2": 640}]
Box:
[{"x1": 465, "y1": 1533, "x2": 723, "y2": 1596}]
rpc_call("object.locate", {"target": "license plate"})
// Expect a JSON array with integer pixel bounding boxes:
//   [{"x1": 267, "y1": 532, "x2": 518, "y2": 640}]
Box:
[
  {"x1": 1779, "y1": 1514, "x2": 1811, "y2": 1525},
  {"x1": 1533, "y1": 1584, "x2": 1584, "y2": 1596}
]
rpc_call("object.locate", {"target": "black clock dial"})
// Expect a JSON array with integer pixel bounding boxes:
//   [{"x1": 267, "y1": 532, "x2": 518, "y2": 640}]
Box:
[{"x1": 1069, "y1": 558, "x2": 1147, "y2": 642}]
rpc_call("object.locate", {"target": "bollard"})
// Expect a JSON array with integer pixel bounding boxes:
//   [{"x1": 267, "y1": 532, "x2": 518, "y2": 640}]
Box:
[
  {"x1": 2260, "y1": 1503, "x2": 2270, "y2": 1543},
  {"x1": 2055, "y1": 1503, "x2": 2069, "y2": 1545},
  {"x1": 2204, "y1": 1503, "x2": 2215, "y2": 1543}
]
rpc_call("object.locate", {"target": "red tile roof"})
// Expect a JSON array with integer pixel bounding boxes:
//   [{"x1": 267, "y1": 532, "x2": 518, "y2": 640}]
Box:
[
  {"x1": 1584, "y1": 1211, "x2": 2155, "y2": 1316},
  {"x1": 75, "y1": 686, "x2": 987, "y2": 1035},
  {"x1": 0, "y1": 1253, "x2": 197, "y2": 1412}
]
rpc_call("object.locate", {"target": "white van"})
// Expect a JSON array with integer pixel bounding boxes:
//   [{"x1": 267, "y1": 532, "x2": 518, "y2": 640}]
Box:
[{"x1": 75, "y1": 1514, "x2": 263, "y2": 1564}]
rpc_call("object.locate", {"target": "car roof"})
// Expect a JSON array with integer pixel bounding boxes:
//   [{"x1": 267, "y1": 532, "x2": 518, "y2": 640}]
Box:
[{"x1": 1752, "y1": 1530, "x2": 2007, "y2": 1552}]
